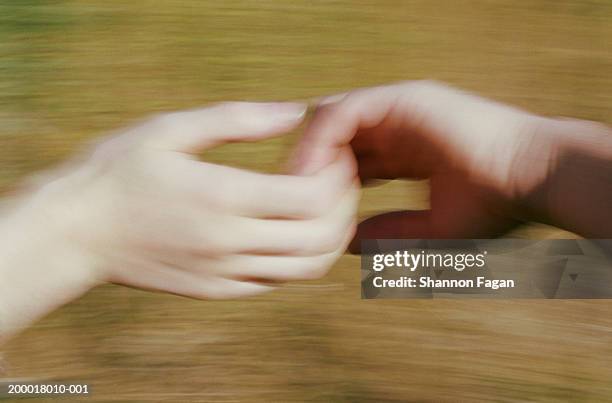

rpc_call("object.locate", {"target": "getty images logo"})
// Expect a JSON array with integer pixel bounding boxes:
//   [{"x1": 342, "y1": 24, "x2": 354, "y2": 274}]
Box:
[{"x1": 372, "y1": 250, "x2": 488, "y2": 272}]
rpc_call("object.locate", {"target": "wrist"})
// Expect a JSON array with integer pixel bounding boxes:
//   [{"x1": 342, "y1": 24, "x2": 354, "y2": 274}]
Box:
[
  {"x1": 0, "y1": 175, "x2": 101, "y2": 340},
  {"x1": 28, "y1": 171, "x2": 104, "y2": 284},
  {"x1": 518, "y1": 117, "x2": 612, "y2": 235}
]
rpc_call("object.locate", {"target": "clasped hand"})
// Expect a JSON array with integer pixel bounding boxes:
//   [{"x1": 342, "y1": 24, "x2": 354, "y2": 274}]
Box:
[{"x1": 5, "y1": 80, "x2": 608, "y2": 310}]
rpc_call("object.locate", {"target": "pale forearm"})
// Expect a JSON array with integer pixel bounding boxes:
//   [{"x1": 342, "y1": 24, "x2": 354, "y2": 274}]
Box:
[{"x1": 0, "y1": 183, "x2": 98, "y2": 342}]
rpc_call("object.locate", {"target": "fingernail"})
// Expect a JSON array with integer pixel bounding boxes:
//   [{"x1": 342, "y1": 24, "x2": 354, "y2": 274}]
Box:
[{"x1": 262, "y1": 102, "x2": 307, "y2": 123}]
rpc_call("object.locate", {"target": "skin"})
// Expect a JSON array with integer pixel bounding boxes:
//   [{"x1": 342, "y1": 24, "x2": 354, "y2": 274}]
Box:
[
  {"x1": 0, "y1": 101, "x2": 359, "y2": 341},
  {"x1": 2, "y1": 81, "x2": 611, "y2": 341},
  {"x1": 292, "y1": 80, "x2": 612, "y2": 249}
]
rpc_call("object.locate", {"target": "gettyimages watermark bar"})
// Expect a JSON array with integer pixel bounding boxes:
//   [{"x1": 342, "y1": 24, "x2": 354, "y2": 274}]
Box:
[{"x1": 361, "y1": 239, "x2": 612, "y2": 299}]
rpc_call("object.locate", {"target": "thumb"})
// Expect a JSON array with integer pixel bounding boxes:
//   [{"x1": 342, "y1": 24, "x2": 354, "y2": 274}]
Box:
[
  {"x1": 349, "y1": 210, "x2": 437, "y2": 253},
  {"x1": 145, "y1": 102, "x2": 306, "y2": 153}
]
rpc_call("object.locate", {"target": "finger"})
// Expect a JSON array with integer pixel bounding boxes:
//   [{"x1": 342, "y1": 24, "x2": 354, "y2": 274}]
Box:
[
  {"x1": 228, "y1": 184, "x2": 359, "y2": 255},
  {"x1": 129, "y1": 184, "x2": 357, "y2": 258},
  {"x1": 315, "y1": 92, "x2": 349, "y2": 106},
  {"x1": 215, "y1": 227, "x2": 354, "y2": 281},
  {"x1": 214, "y1": 250, "x2": 341, "y2": 282},
  {"x1": 291, "y1": 86, "x2": 400, "y2": 175},
  {"x1": 292, "y1": 80, "x2": 498, "y2": 175},
  {"x1": 166, "y1": 148, "x2": 356, "y2": 219},
  {"x1": 212, "y1": 148, "x2": 356, "y2": 219},
  {"x1": 137, "y1": 102, "x2": 306, "y2": 153},
  {"x1": 192, "y1": 277, "x2": 275, "y2": 299},
  {"x1": 110, "y1": 261, "x2": 274, "y2": 299}
]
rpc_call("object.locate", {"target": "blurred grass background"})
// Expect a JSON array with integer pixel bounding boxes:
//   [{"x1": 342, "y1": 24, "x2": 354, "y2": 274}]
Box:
[{"x1": 1, "y1": 0, "x2": 611, "y2": 401}]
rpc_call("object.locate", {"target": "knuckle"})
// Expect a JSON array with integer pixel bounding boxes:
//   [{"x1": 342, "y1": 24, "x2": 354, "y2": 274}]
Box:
[{"x1": 313, "y1": 224, "x2": 345, "y2": 254}]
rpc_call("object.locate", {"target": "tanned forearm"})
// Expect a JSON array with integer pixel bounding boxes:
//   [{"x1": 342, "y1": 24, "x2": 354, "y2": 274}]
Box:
[{"x1": 528, "y1": 118, "x2": 612, "y2": 238}]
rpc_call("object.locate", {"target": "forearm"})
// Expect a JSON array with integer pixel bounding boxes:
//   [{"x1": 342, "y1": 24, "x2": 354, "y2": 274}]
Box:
[
  {"x1": 529, "y1": 118, "x2": 612, "y2": 237},
  {"x1": 0, "y1": 182, "x2": 98, "y2": 342}
]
